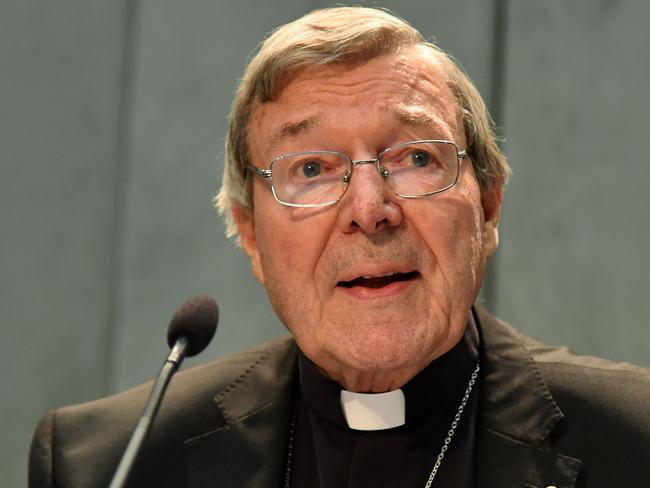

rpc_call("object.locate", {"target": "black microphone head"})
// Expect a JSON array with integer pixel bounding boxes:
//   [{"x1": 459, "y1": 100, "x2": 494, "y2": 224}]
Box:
[{"x1": 167, "y1": 295, "x2": 218, "y2": 357}]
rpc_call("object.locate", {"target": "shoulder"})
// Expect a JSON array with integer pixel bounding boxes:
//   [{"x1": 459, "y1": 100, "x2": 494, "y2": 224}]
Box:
[
  {"x1": 522, "y1": 333, "x2": 650, "y2": 445},
  {"x1": 29, "y1": 336, "x2": 296, "y2": 488},
  {"x1": 524, "y1": 332, "x2": 650, "y2": 484},
  {"x1": 50, "y1": 335, "x2": 296, "y2": 437},
  {"x1": 476, "y1": 305, "x2": 649, "y2": 416},
  {"x1": 477, "y1": 306, "x2": 649, "y2": 481},
  {"x1": 517, "y1": 327, "x2": 649, "y2": 422}
]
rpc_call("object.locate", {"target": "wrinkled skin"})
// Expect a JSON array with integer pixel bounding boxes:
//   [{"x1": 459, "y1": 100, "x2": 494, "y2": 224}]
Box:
[{"x1": 234, "y1": 46, "x2": 502, "y2": 392}]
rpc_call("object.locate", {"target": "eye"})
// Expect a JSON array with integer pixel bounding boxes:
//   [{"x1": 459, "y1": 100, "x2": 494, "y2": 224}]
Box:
[
  {"x1": 302, "y1": 161, "x2": 321, "y2": 178},
  {"x1": 411, "y1": 150, "x2": 431, "y2": 167}
]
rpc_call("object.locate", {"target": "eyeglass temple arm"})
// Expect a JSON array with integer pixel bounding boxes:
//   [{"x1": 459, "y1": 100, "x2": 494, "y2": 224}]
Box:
[{"x1": 245, "y1": 164, "x2": 272, "y2": 179}]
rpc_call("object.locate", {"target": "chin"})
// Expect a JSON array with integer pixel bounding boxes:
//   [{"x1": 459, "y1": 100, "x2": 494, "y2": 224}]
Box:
[{"x1": 326, "y1": 330, "x2": 440, "y2": 375}]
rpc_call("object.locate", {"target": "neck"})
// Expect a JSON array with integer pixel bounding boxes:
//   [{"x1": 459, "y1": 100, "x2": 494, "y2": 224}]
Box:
[{"x1": 316, "y1": 362, "x2": 425, "y2": 393}]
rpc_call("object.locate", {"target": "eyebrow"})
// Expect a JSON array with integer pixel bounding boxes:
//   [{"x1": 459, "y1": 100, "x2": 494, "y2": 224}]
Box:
[
  {"x1": 268, "y1": 114, "x2": 322, "y2": 151},
  {"x1": 391, "y1": 107, "x2": 453, "y2": 137}
]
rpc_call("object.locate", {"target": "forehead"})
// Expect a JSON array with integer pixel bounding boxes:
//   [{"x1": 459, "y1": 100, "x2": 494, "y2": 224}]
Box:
[{"x1": 248, "y1": 47, "x2": 462, "y2": 155}]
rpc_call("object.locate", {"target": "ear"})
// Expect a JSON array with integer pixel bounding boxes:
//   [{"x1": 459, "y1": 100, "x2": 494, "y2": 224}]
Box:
[
  {"x1": 232, "y1": 204, "x2": 265, "y2": 285},
  {"x1": 480, "y1": 177, "x2": 504, "y2": 259}
]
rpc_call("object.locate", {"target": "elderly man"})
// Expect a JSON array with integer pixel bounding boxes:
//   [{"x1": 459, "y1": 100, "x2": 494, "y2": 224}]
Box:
[{"x1": 29, "y1": 7, "x2": 648, "y2": 488}]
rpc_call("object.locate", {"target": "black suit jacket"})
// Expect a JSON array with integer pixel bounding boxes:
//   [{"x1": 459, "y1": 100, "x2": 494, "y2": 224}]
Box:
[{"x1": 29, "y1": 307, "x2": 650, "y2": 487}]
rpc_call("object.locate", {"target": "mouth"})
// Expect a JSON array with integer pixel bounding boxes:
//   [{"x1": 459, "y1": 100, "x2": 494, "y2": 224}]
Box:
[{"x1": 337, "y1": 271, "x2": 420, "y2": 289}]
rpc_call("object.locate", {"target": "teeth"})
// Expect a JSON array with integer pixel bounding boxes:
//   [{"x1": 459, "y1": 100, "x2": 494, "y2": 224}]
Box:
[{"x1": 361, "y1": 271, "x2": 398, "y2": 279}]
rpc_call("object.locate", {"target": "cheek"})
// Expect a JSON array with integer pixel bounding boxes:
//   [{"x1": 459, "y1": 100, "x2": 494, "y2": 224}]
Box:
[
  {"x1": 258, "y1": 207, "x2": 330, "y2": 276},
  {"x1": 447, "y1": 192, "x2": 486, "y2": 290},
  {"x1": 253, "y1": 203, "x2": 334, "y2": 323},
  {"x1": 412, "y1": 189, "x2": 485, "y2": 294}
]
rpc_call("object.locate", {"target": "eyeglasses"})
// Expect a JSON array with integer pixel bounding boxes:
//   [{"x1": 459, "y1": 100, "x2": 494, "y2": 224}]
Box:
[{"x1": 246, "y1": 139, "x2": 466, "y2": 208}]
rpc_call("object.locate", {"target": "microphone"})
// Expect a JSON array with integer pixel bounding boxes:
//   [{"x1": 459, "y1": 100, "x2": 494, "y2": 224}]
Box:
[
  {"x1": 167, "y1": 294, "x2": 219, "y2": 357},
  {"x1": 108, "y1": 295, "x2": 219, "y2": 488}
]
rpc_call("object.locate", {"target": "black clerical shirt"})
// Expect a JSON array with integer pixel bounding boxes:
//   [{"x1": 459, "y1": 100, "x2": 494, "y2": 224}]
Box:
[{"x1": 290, "y1": 318, "x2": 481, "y2": 488}]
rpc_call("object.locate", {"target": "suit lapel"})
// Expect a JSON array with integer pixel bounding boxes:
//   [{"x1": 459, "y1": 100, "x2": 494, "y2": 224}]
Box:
[
  {"x1": 474, "y1": 307, "x2": 581, "y2": 488},
  {"x1": 183, "y1": 338, "x2": 298, "y2": 488}
]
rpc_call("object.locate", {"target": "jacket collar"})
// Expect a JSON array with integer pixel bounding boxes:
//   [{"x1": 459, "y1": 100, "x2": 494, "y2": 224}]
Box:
[{"x1": 183, "y1": 307, "x2": 581, "y2": 487}]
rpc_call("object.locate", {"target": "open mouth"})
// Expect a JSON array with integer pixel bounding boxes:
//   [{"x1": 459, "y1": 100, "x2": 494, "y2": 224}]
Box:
[{"x1": 337, "y1": 271, "x2": 420, "y2": 289}]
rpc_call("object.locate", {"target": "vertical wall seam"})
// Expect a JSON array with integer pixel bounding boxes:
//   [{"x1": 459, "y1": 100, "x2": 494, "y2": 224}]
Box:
[
  {"x1": 102, "y1": 0, "x2": 142, "y2": 395},
  {"x1": 483, "y1": 0, "x2": 509, "y2": 313}
]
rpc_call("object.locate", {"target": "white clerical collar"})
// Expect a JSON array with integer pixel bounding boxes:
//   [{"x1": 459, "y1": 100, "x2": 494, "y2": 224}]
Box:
[{"x1": 340, "y1": 389, "x2": 405, "y2": 431}]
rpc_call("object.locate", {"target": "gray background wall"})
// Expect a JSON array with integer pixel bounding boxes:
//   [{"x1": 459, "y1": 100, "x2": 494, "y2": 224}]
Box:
[{"x1": 1, "y1": 1, "x2": 648, "y2": 485}]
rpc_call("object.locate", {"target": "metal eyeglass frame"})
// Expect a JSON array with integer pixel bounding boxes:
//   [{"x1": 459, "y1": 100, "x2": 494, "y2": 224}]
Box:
[{"x1": 245, "y1": 139, "x2": 467, "y2": 208}]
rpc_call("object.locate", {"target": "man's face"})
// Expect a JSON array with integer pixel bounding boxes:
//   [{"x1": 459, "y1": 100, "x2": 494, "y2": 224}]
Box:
[{"x1": 234, "y1": 47, "x2": 502, "y2": 392}]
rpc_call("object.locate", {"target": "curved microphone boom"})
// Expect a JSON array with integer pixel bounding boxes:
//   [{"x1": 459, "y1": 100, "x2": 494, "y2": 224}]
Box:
[{"x1": 109, "y1": 295, "x2": 219, "y2": 488}]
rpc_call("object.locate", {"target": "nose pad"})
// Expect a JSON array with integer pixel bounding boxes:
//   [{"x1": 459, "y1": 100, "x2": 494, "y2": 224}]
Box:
[
  {"x1": 343, "y1": 160, "x2": 392, "y2": 210},
  {"x1": 342, "y1": 161, "x2": 390, "y2": 185},
  {"x1": 339, "y1": 163, "x2": 391, "y2": 204}
]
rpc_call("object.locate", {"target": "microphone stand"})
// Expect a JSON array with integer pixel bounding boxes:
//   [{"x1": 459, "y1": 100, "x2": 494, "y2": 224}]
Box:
[{"x1": 108, "y1": 336, "x2": 189, "y2": 488}]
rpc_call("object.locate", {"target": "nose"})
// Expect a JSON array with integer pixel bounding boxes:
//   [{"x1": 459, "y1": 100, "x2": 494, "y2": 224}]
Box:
[{"x1": 337, "y1": 160, "x2": 402, "y2": 234}]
